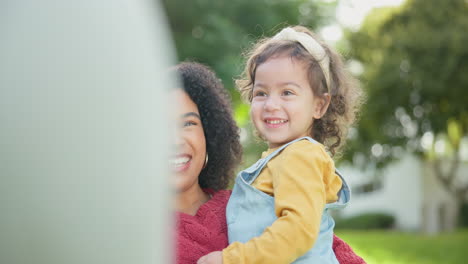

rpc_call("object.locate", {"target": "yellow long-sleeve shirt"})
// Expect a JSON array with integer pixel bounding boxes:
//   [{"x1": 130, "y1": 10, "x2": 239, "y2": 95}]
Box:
[{"x1": 222, "y1": 139, "x2": 342, "y2": 264}]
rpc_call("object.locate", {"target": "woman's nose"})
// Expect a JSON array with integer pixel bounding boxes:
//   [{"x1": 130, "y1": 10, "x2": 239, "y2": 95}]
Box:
[
  {"x1": 174, "y1": 131, "x2": 184, "y2": 147},
  {"x1": 172, "y1": 123, "x2": 184, "y2": 147},
  {"x1": 173, "y1": 136, "x2": 186, "y2": 156}
]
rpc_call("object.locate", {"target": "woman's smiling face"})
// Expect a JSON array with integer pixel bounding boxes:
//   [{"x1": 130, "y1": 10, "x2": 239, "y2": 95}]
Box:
[{"x1": 172, "y1": 89, "x2": 206, "y2": 192}]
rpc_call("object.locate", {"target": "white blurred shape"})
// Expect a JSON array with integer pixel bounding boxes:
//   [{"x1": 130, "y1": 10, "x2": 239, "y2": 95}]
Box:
[
  {"x1": 0, "y1": 1, "x2": 174, "y2": 264},
  {"x1": 435, "y1": 139, "x2": 446, "y2": 154},
  {"x1": 348, "y1": 60, "x2": 365, "y2": 76},
  {"x1": 420, "y1": 132, "x2": 434, "y2": 150},
  {"x1": 371, "y1": 143, "x2": 383, "y2": 157},
  {"x1": 461, "y1": 137, "x2": 468, "y2": 161},
  {"x1": 320, "y1": 25, "x2": 343, "y2": 44},
  {"x1": 336, "y1": 0, "x2": 406, "y2": 30}
]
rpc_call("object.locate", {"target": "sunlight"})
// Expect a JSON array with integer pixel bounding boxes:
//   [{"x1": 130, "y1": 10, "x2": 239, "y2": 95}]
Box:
[
  {"x1": 336, "y1": 0, "x2": 406, "y2": 29},
  {"x1": 320, "y1": 25, "x2": 343, "y2": 43}
]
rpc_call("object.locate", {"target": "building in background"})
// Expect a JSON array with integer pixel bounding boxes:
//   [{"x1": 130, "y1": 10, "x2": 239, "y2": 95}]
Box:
[{"x1": 340, "y1": 153, "x2": 468, "y2": 234}]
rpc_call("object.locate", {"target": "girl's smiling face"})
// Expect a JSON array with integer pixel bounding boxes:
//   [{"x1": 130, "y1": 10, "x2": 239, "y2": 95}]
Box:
[
  {"x1": 250, "y1": 55, "x2": 328, "y2": 148},
  {"x1": 172, "y1": 89, "x2": 206, "y2": 192}
]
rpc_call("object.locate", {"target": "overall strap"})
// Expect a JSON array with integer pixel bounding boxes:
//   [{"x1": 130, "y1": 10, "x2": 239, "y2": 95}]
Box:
[
  {"x1": 243, "y1": 137, "x2": 317, "y2": 184},
  {"x1": 263, "y1": 137, "x2": 317, "y2": 164},
  {"x1": 242, "y1": 136, "x2": 352, "y2": 207},
  {"x1": 327, "y1": 169, "x2": 351, "y2": 208}
]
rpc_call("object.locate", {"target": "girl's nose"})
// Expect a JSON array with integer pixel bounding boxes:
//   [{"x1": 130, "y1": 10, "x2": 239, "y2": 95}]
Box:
[{"x1": 264, "y1": 95, "x2": 280, "y2": 111}]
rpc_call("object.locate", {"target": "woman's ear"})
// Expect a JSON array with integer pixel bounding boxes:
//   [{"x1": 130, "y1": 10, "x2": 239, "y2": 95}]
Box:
[{"x1": 313, "y1": 93, "x2": 331, "y2": 119}]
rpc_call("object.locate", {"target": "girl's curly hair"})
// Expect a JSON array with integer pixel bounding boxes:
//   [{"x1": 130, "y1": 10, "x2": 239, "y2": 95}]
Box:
[
  {"x1": 176, "y1": 62, "x2": 242, "y2": 190},
  {"x1": 237, "y1": 26, "x2": 365, "y2": 156}
]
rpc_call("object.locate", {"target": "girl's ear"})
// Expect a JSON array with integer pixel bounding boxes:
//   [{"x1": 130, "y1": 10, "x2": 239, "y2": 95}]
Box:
[{"x1": 313, "y1": 93, "x2": 331, "y2": 119}]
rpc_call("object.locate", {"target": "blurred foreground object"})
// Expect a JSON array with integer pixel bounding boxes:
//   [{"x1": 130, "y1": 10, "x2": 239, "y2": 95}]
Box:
[{"x1": 0, "y1": 0, "x2": 174, "y2": 263}]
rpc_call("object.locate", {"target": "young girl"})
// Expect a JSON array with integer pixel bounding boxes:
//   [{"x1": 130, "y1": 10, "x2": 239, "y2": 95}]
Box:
[{"x1": 198, "y1": 26, "x2": 364, "y2": 264}]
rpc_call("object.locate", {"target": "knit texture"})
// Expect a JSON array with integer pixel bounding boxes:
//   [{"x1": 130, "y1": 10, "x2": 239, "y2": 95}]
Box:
[
  {"x1": 333, "y1": 234, "x2": 366, "y2": 264},
  {"x1": 175, "y1": 189, "x2": 230, "y2": 264},
  {"x1": 175, "y1": 189, "x2": 365, "y2": 264}
]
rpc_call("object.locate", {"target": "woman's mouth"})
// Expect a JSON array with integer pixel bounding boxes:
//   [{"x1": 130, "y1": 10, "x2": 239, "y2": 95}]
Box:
[{"x1": 171, "y1": 155, "x2": 191, "y2": 172}]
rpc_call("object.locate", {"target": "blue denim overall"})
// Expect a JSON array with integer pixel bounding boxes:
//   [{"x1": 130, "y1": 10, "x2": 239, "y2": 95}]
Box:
[{"x1": 226, "y1": 137, "x2": 350, "y2": 263}]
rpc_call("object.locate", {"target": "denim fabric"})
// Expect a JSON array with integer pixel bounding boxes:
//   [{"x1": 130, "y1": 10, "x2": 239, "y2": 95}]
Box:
[{"x1": 226, "y1": 137, "x2": 350, "y2": 263}]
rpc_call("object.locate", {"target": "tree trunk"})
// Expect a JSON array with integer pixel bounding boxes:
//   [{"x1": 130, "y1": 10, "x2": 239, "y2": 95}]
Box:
[{"x1": 431, "y1": 147, "x2": 468, "y2": 231}]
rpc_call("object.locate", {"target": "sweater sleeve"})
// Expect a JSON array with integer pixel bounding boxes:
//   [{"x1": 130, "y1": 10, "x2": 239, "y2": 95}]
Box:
[
  {"x1": 333, "y1": 235, "x2": 366, "y2": 264},
  {"x1": 223, "y1": 141, "x2": 341, "y2": 264}
]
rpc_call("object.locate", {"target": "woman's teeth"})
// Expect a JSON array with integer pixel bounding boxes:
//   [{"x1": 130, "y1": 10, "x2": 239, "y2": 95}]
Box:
[{"x1": 172, "y1": 157, "x2": 190, "y2": 167}]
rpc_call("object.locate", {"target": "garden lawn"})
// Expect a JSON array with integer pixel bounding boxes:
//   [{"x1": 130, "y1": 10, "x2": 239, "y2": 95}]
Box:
[{"x1": 335, "y1": 229, "x2": 468, "y2": 264}]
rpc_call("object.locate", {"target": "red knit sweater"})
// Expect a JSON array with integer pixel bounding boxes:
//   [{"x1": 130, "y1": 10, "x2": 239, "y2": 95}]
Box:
[
  {"x1": 176, "y1": 189, "x2": 230, "y2": 264},
  {"x1": 175, "y1": 189, "x2": 365, "y2": 264}
]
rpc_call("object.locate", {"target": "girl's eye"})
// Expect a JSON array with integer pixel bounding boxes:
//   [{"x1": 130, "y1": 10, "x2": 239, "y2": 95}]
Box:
[
  {"x1": 282, "y1": 90, "x2": 294, "y2": 96},
  {"x1": 253, "y1": 91, "x2": 267, "y2": 97},
  {"x1": 183, "y1": 120, "x2": 197, "y2": 127}
]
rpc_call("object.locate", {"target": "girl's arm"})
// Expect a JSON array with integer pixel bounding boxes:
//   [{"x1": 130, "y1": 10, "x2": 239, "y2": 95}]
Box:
[
  {"x1": 223, "y1": 141, "x2": 342, "y2": 264},
  {"x1": 196, "y1": 236, "x2": 366, "y2": 264}
]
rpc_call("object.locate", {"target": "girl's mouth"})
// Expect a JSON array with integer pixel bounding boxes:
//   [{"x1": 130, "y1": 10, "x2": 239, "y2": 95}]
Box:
[{"x1": 264, "y1": 118, "x2": 288, "y2": 128}]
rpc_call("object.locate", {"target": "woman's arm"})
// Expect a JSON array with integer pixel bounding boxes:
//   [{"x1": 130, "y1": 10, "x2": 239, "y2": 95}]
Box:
[{"x1": 333, "y1": 234, "x2": 366, "y2": 264}]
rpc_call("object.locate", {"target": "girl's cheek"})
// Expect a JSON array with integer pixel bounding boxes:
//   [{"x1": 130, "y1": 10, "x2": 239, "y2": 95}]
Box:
[{"x1": 249, "y1": 105, "x2": 260, "y2": 119}]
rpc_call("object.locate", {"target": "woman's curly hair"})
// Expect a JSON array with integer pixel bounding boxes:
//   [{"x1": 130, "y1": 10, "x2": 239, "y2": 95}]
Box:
[
  {"x1": 237, "y1": 26, "x2": 365, "y2": 156},
  {"x1": 176, "y1": 62, "x2": 242, "y2": 190}
]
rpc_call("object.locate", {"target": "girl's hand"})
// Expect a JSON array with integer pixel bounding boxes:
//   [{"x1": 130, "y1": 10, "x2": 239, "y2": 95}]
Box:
[{"x1": 197, "y1": 251, "x2": 223, "y2": 264}]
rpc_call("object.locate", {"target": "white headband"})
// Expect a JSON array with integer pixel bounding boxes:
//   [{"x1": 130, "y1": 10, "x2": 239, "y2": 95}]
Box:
[{"x1": 272, "y1": 27, "x2": 330, "y2": 91}]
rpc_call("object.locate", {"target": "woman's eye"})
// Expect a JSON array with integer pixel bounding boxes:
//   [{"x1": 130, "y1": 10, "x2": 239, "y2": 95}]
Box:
[{"x1": 183, "y1": 121, "x2": 197, "y2": 127}]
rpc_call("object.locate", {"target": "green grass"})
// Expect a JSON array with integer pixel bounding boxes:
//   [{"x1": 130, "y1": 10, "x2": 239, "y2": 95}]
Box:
[{"x1": 335, "y1": 229, "x2": 468, "y2": 264}]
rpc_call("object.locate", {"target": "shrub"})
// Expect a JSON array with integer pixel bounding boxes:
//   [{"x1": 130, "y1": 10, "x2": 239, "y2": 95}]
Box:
[
  {"x1": 459, "y1": 202, "x2": 468, "y2": 227},
  {"x1": 335, "y1": 212, "x2": 395, "y2": 230}
]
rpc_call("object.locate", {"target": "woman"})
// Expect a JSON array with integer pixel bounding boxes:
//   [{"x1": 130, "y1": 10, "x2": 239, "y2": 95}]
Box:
[{"x1": 173, "y1": 62, "x2": 365, "y2": 264}]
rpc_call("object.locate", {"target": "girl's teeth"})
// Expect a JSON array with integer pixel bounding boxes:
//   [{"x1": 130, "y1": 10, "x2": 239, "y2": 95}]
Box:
[{"x1": 267, "y1": 120, "x2": 286, "y2": 124}]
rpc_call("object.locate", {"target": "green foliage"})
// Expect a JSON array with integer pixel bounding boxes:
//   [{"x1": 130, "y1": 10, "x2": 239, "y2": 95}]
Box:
[
  {"x1": 343, "y1": 0, "x2": 468, "y2": 168},
  {"x1": 335, "y1": 212, "x2": 395, "y2": 230},
  {"x1": 163, "y1": 0, "x2": 335, "y2": 95},
  {"x1": 335, "y1": 229, "x2": 468, "y2": 264},
  {"x1": 162, "y1": 0, "x2": 337, "y2": 163},
  {"x1": 234, "y1": 103, "x2": 250, "y2": 128}
]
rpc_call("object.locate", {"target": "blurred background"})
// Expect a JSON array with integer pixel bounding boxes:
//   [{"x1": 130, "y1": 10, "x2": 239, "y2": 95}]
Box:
[{"x1": 162, "y1": 0, "x2": 468, "y2": 263}]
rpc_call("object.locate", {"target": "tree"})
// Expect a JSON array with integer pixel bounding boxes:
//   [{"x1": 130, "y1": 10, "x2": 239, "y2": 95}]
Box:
[
  {"x1": 344, "y1": 0, "x2": 468, "y2": 229},
  {"x1": 162, "y1": 0, "x2": 336, "y2": 164},
  {"x1": 162, "y1": 0, "x2": 334, "y2": 87}
]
